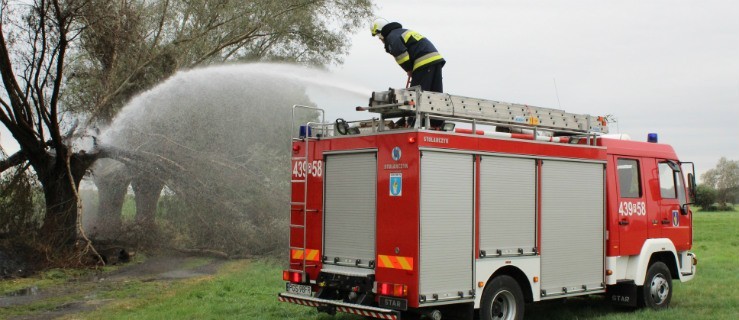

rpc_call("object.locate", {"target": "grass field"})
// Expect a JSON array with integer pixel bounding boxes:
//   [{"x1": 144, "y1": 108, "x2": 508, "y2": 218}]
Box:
[{"x1": 2, "y1": 211, "x2": 737, "y2": 319}]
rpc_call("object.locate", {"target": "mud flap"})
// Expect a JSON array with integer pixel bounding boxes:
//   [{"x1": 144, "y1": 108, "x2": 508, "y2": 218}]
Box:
[
  {"x1": 607, "y1": 280, "x2": 637, "y2": 307},
  {"x1": 438, "y1": 302, "x2": 474, "y2": 320},
  {"x1": 278, "y1": 292, "x2": 401, "y2": 320}
]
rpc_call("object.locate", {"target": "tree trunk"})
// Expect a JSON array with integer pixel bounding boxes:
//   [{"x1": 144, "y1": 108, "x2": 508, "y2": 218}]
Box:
[
  {"x1": 40, "y1": 178, "x2": 79, "y2": 246},
  {"x1": 92, "y1": 160, "x2": 131, "y2": 237},
  {"x1": 131, "y1": 176, "x2": 164, "y2": 228},
  {"x1": 36, "y1": 152, "x2": 95, "y2": 248}
]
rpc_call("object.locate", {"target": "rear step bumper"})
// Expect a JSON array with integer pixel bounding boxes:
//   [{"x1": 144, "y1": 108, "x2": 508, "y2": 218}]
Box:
[{"x1": 278, "y1": 292, "x2": 400, "y2": 320}]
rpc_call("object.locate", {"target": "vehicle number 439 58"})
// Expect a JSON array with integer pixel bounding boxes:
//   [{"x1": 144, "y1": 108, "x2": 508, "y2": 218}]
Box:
[
  {"x1": 618, "y1": 201, "x2": 646, "y2": 216},
  {"x1": 293, "y1": 160, "x2": 323, "y2": 178}
]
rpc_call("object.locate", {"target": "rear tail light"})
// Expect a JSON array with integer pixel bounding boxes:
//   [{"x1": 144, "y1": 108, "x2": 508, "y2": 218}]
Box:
[
  {"x1": 393, "y1": 284, "x2": 408, "y2": 297},
  {"x1": 379, "y1": 282, "x2": 391, "y2": 295},
  {"x1": 377, "y1": 281, "x2": 407, "y2": 297},
  {"x1": 282, "y1": 270, "x2": 306, "y2": 283}
]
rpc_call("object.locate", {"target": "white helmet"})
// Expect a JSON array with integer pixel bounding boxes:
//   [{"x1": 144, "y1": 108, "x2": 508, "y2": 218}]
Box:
[{"x1": 371, "y1": 18, "x2": 389, "y2": 37}]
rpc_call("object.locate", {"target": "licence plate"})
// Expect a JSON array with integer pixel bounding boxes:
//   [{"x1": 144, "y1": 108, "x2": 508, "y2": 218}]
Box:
[
  {"x1": 379, "y1": 296, "x2": 408, "y2": 311},
  {"x1": 286, "y1": 283, "x2": 312, "y2": 296}
]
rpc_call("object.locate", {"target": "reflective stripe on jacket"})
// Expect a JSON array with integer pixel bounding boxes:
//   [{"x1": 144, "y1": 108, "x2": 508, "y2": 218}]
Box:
[{"x1": 384, "y1": 28, "x2": 445, "y2": 72}]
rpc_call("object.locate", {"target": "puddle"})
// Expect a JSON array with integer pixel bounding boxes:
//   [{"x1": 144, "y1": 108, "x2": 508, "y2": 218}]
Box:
[{"x1": 5, "y1": 286, "x2": 40, "y2": 297}]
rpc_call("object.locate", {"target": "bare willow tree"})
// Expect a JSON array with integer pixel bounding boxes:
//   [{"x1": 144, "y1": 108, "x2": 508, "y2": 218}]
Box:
[
  {"x1": 0, "y1": 0, "x2": 100, "y2": 251},
  {"x1": 0, "y1": 0, "x2": 373, "y2": 252}
]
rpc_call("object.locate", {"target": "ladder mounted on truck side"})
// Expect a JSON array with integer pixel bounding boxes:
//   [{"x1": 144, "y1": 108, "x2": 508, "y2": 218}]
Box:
[
  {"x1": 365, "y1": 87, "x2": 609, "y2": 135},
  {"x1": 288, "y1": 105, "x2": 328, "y2": 281}
]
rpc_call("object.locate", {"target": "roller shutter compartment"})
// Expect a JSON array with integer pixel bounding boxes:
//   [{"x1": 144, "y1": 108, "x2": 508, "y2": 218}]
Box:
[
  {"x1": 479, "y1": 156, "x2": 536, "y2": 256},
  {"x1": 323, "y1": 152, "x2": 377, "y2": 269},
  {"x1": 540, "y1": 160, "x2": 605, "y2": 297},
  {"x1": 419, "y1": 151, "x2": 474, "y2": 301}
]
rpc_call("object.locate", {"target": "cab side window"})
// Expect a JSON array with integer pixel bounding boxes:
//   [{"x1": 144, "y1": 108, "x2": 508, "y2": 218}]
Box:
[
  {"x1": 658, "y1": 162, "x2": 677, "y2": 199},
  {"x1": 617, "y1": 158, "x2": 641, "y2": 198}
]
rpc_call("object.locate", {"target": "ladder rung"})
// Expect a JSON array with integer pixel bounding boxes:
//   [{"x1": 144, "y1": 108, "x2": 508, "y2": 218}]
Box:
[
  {"x1": 290, "y1": 224, "x2": 305, "y2": 228},
  {"x1": 292, "y1": 157, "x2": 307, "y2": 160},
  {"x1": 291, "y1": 179, "x2": 306, "y2": 183},
  {"x1": 290, "y1": 202, "x2": 305, "y2": 205},
  {"x1": 289, "y1": 246, "x2": 306, "y2": 250}
]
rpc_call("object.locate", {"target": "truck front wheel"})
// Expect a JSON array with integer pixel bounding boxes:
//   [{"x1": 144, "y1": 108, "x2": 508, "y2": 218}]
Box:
[
  {"x1": 480, "y1": 275, "x2": 524, "y2": 320},
  {"x1": 639, "y1": 261, "x2": 672, "y2": 309}
]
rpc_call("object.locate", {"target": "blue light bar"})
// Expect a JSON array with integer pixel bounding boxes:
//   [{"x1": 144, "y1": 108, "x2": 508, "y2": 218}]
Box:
[
  {"x1": 647, "y1": 133, "x2": 658, "y2": 143},
  {"x1": 299, "y1": 125, "x2": 313, "y2": 138}
]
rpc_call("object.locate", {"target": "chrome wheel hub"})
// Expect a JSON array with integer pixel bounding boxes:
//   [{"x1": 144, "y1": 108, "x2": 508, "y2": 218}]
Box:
[
  {"x1": 650, "y1": 273, "x2": 670, "y2": 304},
  {"x1": 490, "y1": 290, "x2": 517, "y2": 320}
]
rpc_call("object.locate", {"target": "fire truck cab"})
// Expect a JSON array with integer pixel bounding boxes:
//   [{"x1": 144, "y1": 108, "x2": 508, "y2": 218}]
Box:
[{"x1": 279, "y1": 88, "x2": 697, "y2": 320}]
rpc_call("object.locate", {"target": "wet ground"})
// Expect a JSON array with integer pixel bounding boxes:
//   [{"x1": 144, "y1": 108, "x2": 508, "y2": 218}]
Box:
[{"x1": 0, "y1": 252, "x2": 227, "y2": 319}]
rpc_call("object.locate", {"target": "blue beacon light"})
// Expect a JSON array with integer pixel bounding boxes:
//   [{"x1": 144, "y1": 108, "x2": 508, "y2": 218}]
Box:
[{"x1": 647, "y1": 133, "x2": 658, "y2": 143}]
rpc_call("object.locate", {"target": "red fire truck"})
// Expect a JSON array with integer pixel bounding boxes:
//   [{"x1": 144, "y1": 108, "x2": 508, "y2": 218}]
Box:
[{"x1": 278, "y1": 88, "x2": 697, "y2": 320}]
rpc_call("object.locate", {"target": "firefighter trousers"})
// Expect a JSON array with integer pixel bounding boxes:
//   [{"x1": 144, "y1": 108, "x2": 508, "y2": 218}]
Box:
[{"x1": 410, "y1": 62, "x2": 444, "y2": 93}]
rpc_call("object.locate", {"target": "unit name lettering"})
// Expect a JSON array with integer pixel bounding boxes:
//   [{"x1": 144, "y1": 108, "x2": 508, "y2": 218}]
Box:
[
  {"x1": 423, "y1": 136, "x2": 449, "y2": 144},
  {"x1": 384, "y1": 163, "x2": 409, "y2": 170}
]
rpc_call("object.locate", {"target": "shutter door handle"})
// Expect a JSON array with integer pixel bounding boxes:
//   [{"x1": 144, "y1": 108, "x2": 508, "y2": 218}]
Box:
[
  {"x1": 619, "y1": 219, "x2": 629, "y2": 226},
  {"x1": 661, "y1": 219, "x2": 671, "y2": 225}
]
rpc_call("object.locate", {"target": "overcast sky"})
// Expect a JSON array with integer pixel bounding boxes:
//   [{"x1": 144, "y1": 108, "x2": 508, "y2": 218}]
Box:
[
  {"x1": 322, "y1": 0, "x2": 739, "y2": 178},
  {"x1": 2, "y1": 0, "x2": 738, "y2": 179}
]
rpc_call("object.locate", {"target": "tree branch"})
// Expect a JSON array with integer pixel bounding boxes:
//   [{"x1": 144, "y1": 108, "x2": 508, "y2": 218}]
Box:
[
  {"x1": 191, "y1": 28, "x2": 265, "y2": 65},
  {"x1": 0, "y1": 17, "x2": 36, "y2": 133},
  {"x1": 0, "y1": 151, "x2": 27, "y2": 174},
  {"x1": 48, "y1": 0, "x2": 68, "y2": 148},
  {"x1": 149, "y1": 0, "x2": 169, "y2": 50}
]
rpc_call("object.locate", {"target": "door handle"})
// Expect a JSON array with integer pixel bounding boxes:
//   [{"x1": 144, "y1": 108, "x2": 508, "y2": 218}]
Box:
[
  {"x1": 661, "y1": 219, "x2": 670, "y2": 225},
  {"x1": 619, "y1": 219, "x2": 629, "y2": 226}
]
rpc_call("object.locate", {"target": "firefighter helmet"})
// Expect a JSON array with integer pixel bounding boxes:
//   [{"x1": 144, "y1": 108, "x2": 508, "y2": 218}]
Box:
[{"x1": 371, "y1": 18, "x2": 389, "y2": 37}]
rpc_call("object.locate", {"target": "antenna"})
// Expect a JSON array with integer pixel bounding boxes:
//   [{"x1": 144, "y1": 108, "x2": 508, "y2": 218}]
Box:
[{"x1": 553, "y1": 78, "x2": 562, "y2": 109}]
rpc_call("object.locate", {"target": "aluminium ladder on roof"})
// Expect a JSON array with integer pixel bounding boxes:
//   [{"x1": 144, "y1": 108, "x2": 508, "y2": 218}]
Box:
[{"x1": 367, "y1": 87, "x2": 609, "y2": 134}]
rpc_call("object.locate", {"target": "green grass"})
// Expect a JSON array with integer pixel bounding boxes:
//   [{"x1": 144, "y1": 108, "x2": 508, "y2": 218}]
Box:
[
  {"x1": 0, "y1": 268, "x2": 94, "y2": 295},
  {"x1": 3, "y1": 212, "x2": 737, "y2": 319},
  {"x1": 78, "y1": 259, "x2": 359, "y2": 320},
  {"x1": 0, "y1": 253, "x2": 146, "y2": 318}
]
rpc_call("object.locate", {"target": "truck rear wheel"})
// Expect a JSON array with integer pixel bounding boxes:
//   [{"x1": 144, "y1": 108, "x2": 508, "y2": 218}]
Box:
[
  {"x1": 639, "y1": 261, "x2": 672, "y2": 309},
  {"x1": 480, "y1": 275, "x2": 524, "y2": 320}
]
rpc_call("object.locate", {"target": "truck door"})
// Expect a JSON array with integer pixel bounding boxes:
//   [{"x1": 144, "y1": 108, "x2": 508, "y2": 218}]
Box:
[
  {"x1": 614, "y1": 157, "x2": 648, "y2": 256},
  {"x1": 657, "y1": 160, "x2": 692, "y2": 250}
]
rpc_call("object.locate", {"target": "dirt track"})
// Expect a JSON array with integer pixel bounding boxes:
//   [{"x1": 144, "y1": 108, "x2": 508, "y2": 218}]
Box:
[{"x1": 0, "y1": 252, "x2": 226, "y2": 319}]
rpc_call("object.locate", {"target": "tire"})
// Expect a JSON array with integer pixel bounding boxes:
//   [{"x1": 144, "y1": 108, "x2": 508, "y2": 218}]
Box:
[
  {"x1": 480, "y1": 275, "x2": 525, "y2": 320},
  {"x1": 639, "y1": 261, "x2": 672, "y2": 309}
]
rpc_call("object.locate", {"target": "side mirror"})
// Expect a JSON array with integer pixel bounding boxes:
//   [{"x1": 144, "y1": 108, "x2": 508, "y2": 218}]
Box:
[
  {"x1": 680, "y1": 203, "x2": 691, "y2": 216},
  {"x1": 687, "y1": 173, "x2": 697, "y2": 201}
]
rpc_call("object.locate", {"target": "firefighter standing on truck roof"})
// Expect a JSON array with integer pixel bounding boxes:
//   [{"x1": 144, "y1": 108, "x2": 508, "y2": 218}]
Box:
[{"x1": 371, "y1": 18, "x2": 445, "y2": 93}]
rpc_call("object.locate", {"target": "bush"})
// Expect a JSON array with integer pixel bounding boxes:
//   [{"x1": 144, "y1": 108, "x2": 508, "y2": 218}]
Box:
[
  {"x1": 0, "y1": 167, "x2": 44, "y2": 238},
  {"x1": 695, "y1": 184, "x2": 717, "y2": 210},
  {"x1": 717, "y1": 203, "x2": 736, "y2": 211}
]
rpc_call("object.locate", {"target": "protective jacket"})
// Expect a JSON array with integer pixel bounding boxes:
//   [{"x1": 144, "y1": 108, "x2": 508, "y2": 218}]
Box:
[{"x1": 381, "y1": 22, "x2": 445, "y2": 73}]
